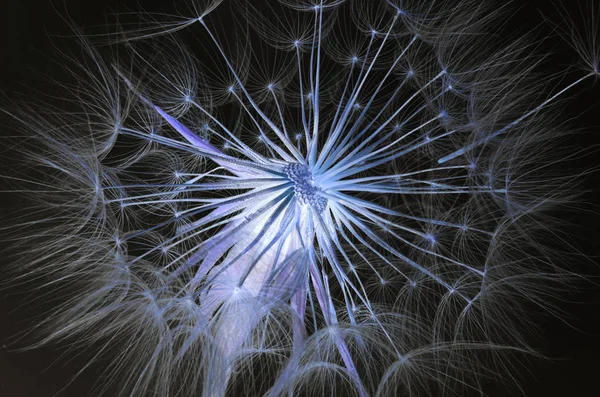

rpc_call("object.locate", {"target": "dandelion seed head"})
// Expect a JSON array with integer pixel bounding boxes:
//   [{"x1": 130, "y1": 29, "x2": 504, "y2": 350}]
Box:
[{"x1": 2, "y1": 0, "x2": 598, "y2": 396}]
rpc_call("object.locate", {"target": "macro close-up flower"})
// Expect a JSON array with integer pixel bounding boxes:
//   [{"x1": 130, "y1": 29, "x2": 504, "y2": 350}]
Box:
[{"x1": 1, "y1": 0, "x2": 599, "y2": 396}]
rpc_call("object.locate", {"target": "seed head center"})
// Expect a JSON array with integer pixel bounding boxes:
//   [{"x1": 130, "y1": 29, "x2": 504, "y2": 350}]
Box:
[{"x1": 284, "y1": 163, "x2": 327, "y2": 212}]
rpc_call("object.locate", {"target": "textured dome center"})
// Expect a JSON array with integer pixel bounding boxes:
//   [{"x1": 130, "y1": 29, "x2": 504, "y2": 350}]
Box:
[{"x1": 283, "y1": 163, "x2": 327, "y2": 212}]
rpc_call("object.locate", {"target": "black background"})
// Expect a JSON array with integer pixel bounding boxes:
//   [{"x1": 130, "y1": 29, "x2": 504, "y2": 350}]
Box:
[{"x1": 1, "y1": 0, "x2": 599, "y2": 396}]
